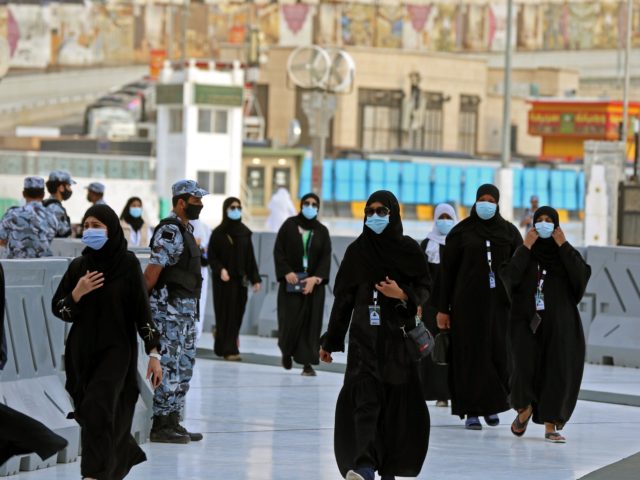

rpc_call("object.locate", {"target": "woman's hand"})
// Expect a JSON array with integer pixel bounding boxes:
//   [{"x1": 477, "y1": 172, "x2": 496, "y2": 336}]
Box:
[
  {"x1": 552, "y1": 227, "x2": 567, "y2": 247},
  {"x1": 319, "y1": 347, "x2": 333, "y2": 363},
  {"x1": 300, "y1": 276, "x2": 320, "y2": 295},
  {"x1": 285, "y1": 272, "x2": 299, "y2": 285},
  {"x1": 72, "y1": 270, "x2": 104, "y2": 303},
  {"x1": 375, "y1": 276, "x2": 408, "y2": 301},
  {"x1": 220, "y1": 268, "x2": 230, "y2": 282},
  {"x1": 436, "y1": 312, "x2": 451, "y2": 330},
  {"x1": 523, "y1": 228, "x2": 539, "y2": 250},
  {"x1": 252, "y1": 282, "x2": 261, "y2": 293},
  {"x1": 146, "y1": 357, "x2": 163, "y2": 389}
]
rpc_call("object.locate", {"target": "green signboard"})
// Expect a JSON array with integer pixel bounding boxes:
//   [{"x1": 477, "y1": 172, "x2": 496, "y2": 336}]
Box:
[
  {"x1": 156, "y1": 84, "x2": 184, "y2": 105},
  {"x1": 194, "y1": 85, "x2": 243, "y2": 107}
]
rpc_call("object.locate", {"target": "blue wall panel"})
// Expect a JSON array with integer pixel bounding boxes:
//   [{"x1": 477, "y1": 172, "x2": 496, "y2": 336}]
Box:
[
  {"x1": 368, "y1": 161, "x2": 385, "y2": 194},
  {"x1": 416, "y1": 164, "x2": 432, "y2": 204},
  {"x1": 432, "y1": 166, "x2": 449, "y2": 203},
  {"x1": 334, "y1": 160, "x2": 351, "y2": 202},
  {"x1": 512, "y1": 169, "x2": 523, "y2": 208},
  {"x1": 448, "y1": 166, "x2": 462, "y2": 205},
  {"x1": 463, "y1": 168, "x2": 480, "y2": 206},
  {"x1": 384, "y1": 162, "x2": 401, "y2": 197},
  {"x1": 400, "y1": 163, "x2": 418, "y2": 204},
  {"x1": 352, "y1": 160, "x2": 368, "y2": 201},
  {"x1": 322, "y1": 159, "x2": 333, "y2": 201}
]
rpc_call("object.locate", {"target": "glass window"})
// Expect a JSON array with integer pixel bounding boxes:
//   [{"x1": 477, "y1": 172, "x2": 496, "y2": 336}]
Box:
[
  {"x1": 358, "y1": 88, "x2": 404, "y2": 151},
  {"x1": 423, "y1": 92, "x2": 445, "y2": 151},
  {"x1": 198, "y1": 109, "x2": 212, "y2": 133},
  {"x1": 169, "y1": 108, "x2": 183, "y2": 133},
  {"x1": 213, "y1": 171, "x2": 226, "y2": 194},
  {"x1": 214, "y1": 110, "x2": 228, "y2": 134},
  {"x1": 458, "y1": 95, "x2": 480, "y2": 154}
]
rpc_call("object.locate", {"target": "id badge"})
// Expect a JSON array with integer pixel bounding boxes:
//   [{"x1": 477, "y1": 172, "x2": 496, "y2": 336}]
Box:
[
  {"x1": 535, "y1": 292, "x2": 545, "y2": 311},
  {"x1": 530, "y1": 313, "x2": 542, "y2": 334},
  {"x1": 489, "y1": 271, "x2": 496, "y2": 289},
  {"x1": 368, "y1": 305, "x2": 381, "y2": 326},
  {"x1": 302, "y1": 256, "x2": 308, "y2": 271}
]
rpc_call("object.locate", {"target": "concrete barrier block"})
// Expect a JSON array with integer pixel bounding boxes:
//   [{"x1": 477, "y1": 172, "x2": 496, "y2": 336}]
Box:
[
  {"x1": 257, "y1": 290, "x2": 278, "y2": 337},
  {"x1": 0, "y1": 456, "x2": 21, "y2": 476},
  {"x1": 587, "y1": 314, "x2": 640, "y2": 368}
]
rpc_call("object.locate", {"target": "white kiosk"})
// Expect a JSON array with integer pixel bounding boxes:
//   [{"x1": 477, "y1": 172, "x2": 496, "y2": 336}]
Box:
[{"x1": 155, "y1": 59, "x2": 244, "y2": 227}]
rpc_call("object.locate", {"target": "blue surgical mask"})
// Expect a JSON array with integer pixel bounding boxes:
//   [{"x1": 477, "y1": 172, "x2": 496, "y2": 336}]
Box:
[
  {"x1": 365, "y1": 214, "x2": 390, "y2": 234},
  {"x1": 302, "y1": 205, "x2": 318, "y2": 220},
  {"x1": 82, "y1": 228, "x2": 108, "y2": 250},
  {"x1": 535, "y1": 221, "x2": 555, "y2": 239},
  {"x1": 227, "y1": 208, "x2": 242, "y2": 221},
  {"x1": 129, "y1": 207, "x2": 142, "y2": 218},
  {"x1": 436, "y1": 219, "x2": 455, "y2": 236},
  {"x1": 476, "y1": 201, "x2": 497, "y2": 220}
]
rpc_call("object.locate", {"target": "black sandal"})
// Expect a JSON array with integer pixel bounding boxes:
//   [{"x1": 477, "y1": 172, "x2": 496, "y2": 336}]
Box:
[{"x1": 510, "y1": 408, "x2": 532, "y2": 437}]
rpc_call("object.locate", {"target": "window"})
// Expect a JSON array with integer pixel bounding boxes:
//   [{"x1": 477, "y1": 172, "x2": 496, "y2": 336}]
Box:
[
  {"x1": 198, "y1": 109, "x2": 228, "y2": 134},
  {"x1": 197, "y1": 170, "x2": 227, "y2": 195},
  {"x1": 458, "y1": 95, "x2": 480, "y2": 154},
  {"x1": 359, "y1": 88, "x2": 404, "y2": 151},
  {"x1": 169, "y1": 108, "x2": 183, "y2": 133},
  {"x1": 423, "y1": 93, "x2": 445, "y2": 151}
]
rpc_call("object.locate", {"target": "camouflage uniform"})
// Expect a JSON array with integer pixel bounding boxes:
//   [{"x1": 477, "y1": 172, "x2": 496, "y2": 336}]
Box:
[
  {"x1": 0, "y1": 202, "x2": 58, "y2": 259},
  {"x1": 44, "y1": 199, "x2": 72, "y2": 237},
  {"x1": 150, "y1": 213, "x2": 199, "y2": 417}
]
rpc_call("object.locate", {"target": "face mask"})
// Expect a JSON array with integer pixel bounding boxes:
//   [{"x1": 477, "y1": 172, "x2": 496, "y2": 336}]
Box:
[
  {"x1": 86, "y1": 194, "x2": 92, "y2": 203},
  {"x1": 82, "y1": 228, "x2": 108, "y2": 250},
  {"x1": 301, "y1": 205, "x2": 318, "y2": 220},
  {"x1": 185, "y1": 203, "x2": 204, "y2": 220},
  {"x1": 436, "y1": 219, "x2": 454, "y2": 236},
  {"x1": 227, "y1": 208, "x2": 242, "y2": 221},
  {"x1": 61, "y1": 188, "x2": 73, "y2": 201},
  {"x1": 535, "y1": 221, "x2": 555, "y2": 239},
  {"x1": 365, "y1": 214, "x2": 390, "y2": 234},
  {"x1": 129, "y1": 207, "x2": 143, "y2": 218},
  {"x1": 476, "y1": 201, "x2": 497, "y2": 220}
]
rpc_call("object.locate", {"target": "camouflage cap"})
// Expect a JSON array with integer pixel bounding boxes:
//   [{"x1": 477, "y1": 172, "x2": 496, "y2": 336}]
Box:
[
  {"x1": 48, "y1": 170, "x2": 76, "y2": 185},
  {"x1": 24, "y1": 176, "x2": 45, "y2": 189},
  {"x1": 171, "y1": 179, "x2": 209, "y2": 198},
  {"x1": 86, "y1": 182, "x2": 105, "y2": 194}
]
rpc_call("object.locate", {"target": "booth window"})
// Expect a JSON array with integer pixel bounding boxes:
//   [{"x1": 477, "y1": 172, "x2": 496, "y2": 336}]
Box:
[
  {"x1": 198, "y1": 109, "x2": 229, "y2": 134},
  {"x1": 458, "y1": 94, "x2": 480, "y2": 154},
  {"x1": 169, "y1": 108, "x2": 183, "y2": 133},
  {"x1": 359, "y1": 88, "x2": 404, "y2": 151},
  {"x1": 198, "y1": 170, "x2": 227, "y2": 195}
]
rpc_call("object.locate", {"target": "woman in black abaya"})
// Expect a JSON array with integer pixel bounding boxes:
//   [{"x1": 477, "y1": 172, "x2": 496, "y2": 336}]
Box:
[
  {"x1": 208, "y1": 197, "x2": 261, "y2": 361},
  {"x1": 52, "y1": 205, "x2": 162, "y2": 480},
  {"x1": 436, "y1": 184, "x2": 522, "y2": 430},
  {"x1": 320, "y1": 190, "x2": 430, "y2": 480},
  {"x1": 500, "y1": 207, "x2": 591, "y2": 443},
  {"x1": 274, "y1": 193, "x2": 331, "y2": 376}
]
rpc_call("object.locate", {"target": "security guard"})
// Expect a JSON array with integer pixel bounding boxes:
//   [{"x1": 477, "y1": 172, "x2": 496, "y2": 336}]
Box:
[
  {"x1": 0, "y1": 177, "x2": 58, "y2": 258},
  {"x1": 144, "y1": 180, "x2": 207, "y2": 444},
  {"x1": 44, "y1": 170, "x2": 75, "y2": 238},
  {"x1": 86, "y1": 182, "x2": 107, "y2": 206}
]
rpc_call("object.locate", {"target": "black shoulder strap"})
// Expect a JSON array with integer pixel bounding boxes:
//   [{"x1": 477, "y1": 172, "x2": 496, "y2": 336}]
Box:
[{"x1": 43, "y1": 198, "x2": 60, "y2": 207}]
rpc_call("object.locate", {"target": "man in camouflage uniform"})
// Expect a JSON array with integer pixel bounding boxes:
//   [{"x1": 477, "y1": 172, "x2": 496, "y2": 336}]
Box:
[
  {"x1": 85, "y1": 182, "x2": 107, "y2": 206},
  {"x1": 0, "y1": 177, "x2": 58, "y2": 259},
  {"x1": 44, "y1": 170, "x2": 75, "y2": 238},
  {"x1": 144, "y1": 180, "x2": 207, "y2": 444}
]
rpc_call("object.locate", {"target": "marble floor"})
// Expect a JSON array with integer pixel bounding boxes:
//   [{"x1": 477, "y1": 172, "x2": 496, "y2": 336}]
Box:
[{"x1": 10, "y1": 355, "x2": 640, "y2": 480}]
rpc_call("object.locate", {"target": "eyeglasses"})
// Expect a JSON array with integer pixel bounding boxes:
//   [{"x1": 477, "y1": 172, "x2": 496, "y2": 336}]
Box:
[
  {"x1": 229, "y1": 206, "x2": 242, "y2": 211},
  {"x1": 302, "y1": 201, "x2": 318, "y2": 208},
  {"x1": 364, "y1": 206, "x2": 390, "y2": 217}
]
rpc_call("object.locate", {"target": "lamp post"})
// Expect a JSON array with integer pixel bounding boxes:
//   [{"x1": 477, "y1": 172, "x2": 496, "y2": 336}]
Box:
[{"x1": 498, "y1": 0, "x2": 515, "y2": 221}]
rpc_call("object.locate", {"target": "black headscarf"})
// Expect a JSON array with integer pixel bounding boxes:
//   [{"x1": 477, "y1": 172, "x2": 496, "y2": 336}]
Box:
[
  {"x1": 82, "y1": 205, "x2": 130, "y2": 283},
  {"x1": 217, "y1": 197, "x2": 251, "y2": 237},
  {"x1": 292, "y1": 192, "x2": 321, "y2": 230},
  {"x1": 531, "y1": 206, "x2": 563, "y2": 274},
  {"x1": 120, "y1": 196, "x2": 144, "y2": 232},
  {"x1": 448, "y1": 183, "x2": 515, "y2": 245},
  {"x1": 345, "y1": 190, "x2": 428, "y2": 286}
]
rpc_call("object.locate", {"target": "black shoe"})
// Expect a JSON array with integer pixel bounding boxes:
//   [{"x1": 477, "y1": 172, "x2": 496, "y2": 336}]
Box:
[
  {"x1": 168, "y1": 412, "x2": 203, "y2": 442},
  {"x1": 150, "y1": 415, "x2": 190, "y2": 444},
  {"x1": 301, "y1": 365, "x2": 316, "y2": 377},
  {"x1": 282, "y1": 355, "x2": 292, "y2": 370}
]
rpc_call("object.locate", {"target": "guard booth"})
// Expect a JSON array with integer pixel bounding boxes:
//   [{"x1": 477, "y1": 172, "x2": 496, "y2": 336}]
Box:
[{"x1": 241, "y1": 146, "x2": 307, "y2": 216}]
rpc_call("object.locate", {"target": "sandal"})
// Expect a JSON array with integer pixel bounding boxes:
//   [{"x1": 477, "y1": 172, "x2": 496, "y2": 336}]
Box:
[
  {"x1": 510, "y1": 408, "x2": 532, "y2": 437},
  {"x1": 545, "y1": 432, "x2": 566, "y2": 443}
]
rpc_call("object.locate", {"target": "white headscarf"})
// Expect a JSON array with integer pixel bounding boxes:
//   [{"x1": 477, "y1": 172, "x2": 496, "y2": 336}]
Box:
[
  {"x1": 425, "y1": 203, "x2": 458, "y2": 264},
  {"x1": 266, "y1": 187, "x2": 297, "y2": 232}
]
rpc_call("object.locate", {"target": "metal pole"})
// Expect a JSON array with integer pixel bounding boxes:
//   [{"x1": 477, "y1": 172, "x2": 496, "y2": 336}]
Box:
[
  {"x1": 621, "y1": 0, "x2": 633, "y2": 167},
  {"x1": 167, "y1": 5, "x2": 174, "y2": 61},
  {"x1": 311, "y1": 136, "x2": 325, "y2": 200},
  {"x1": 181, "y1": 0, "x2": 189, "y2": 64},
  {"x1": 500, "y1": 0, "x2": 514, "y2": 168}
]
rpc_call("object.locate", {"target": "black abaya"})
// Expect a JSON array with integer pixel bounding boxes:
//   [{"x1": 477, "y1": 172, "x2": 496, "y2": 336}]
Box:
[
  {"x1": 500, "y1": 222, "x2": 590, "y2": 427},
  {"x1": 321, "y1": 191, "x2": 430, "y2": 478},
  {"x1": 437, "y1": 202, "x2": 522, "y2": 418},
  {"x1": 51, "y1": 206, "x2": 160, "y2": 480},
  {"x1": 418, "y1": 239, "x2": 450, "y2": 401},
  {"x1": 274, "y1": 216, "x2": 331, "y2": 366},
  {"x1": 208, "y1": 199, "x2": 261, "y2": 357}
]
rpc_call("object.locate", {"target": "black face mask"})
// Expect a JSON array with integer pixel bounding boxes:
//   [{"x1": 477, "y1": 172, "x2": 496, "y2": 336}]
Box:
[
  {"x1": 185, "y1": 203, "x2": 203, "y2": 220},
  {"x1": 61, "y1": 188, "x2": 73, "y2": 201},
  {"x1": 86, "y1": 194, "x2": 92, "y2": 203}
]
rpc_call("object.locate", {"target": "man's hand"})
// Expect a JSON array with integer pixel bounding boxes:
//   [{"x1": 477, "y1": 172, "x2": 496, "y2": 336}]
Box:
[
  {"x1": 523, "y1": 228, "x2": 539, "y2": 250},
  {"x1": 320, "y1": 347, "x2": 333, "y2": 363},
  {"x1": 437, "y1": 312, "x2": 451, "y2": 330},
  {"x1": 72, "y1": 270, "x2": 104, "y2": 303},
  {"x1": 144, "y1": 264, "x2": 163, "y2": 293},
  {"x1": 146, "y1": 357, "x2": 163, "y2": 389}
]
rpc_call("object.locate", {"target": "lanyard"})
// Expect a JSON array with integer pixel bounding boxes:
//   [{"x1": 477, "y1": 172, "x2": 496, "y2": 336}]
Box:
[
  {"x1": 302, "y1": 230, "x2": 313, "y2": 272},
  {"x1": 537, "y1": 265, "x2": 547, "y2": 292},
  {"x1": 373, "y1": 289, "x2": 378, "y2": 306},
  {"x1": 485, "y1": 240, "x2": 493, "y2": 272}
]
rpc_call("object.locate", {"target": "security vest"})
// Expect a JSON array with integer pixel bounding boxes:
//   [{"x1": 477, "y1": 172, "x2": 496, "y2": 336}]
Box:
[{"x1": 150, "y1": 217, "x2": 202, "y2": 299}]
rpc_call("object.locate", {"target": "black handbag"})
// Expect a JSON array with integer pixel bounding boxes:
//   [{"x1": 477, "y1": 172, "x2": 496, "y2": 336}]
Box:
[
  {"x1": 431, "y1": 331, "x2": 451, "y2": 366},
  {"x1": 402, "y1": 315, "x2": 435, "y2": 361},
  {"x1": 286, "y1": 272, "x2": 309, "y2": 293}
]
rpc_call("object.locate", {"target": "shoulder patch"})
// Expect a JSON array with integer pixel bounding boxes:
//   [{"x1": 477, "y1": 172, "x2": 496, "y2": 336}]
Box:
[{"x1": 161, "y1": 230, "x2": 176, "y2": 241}]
